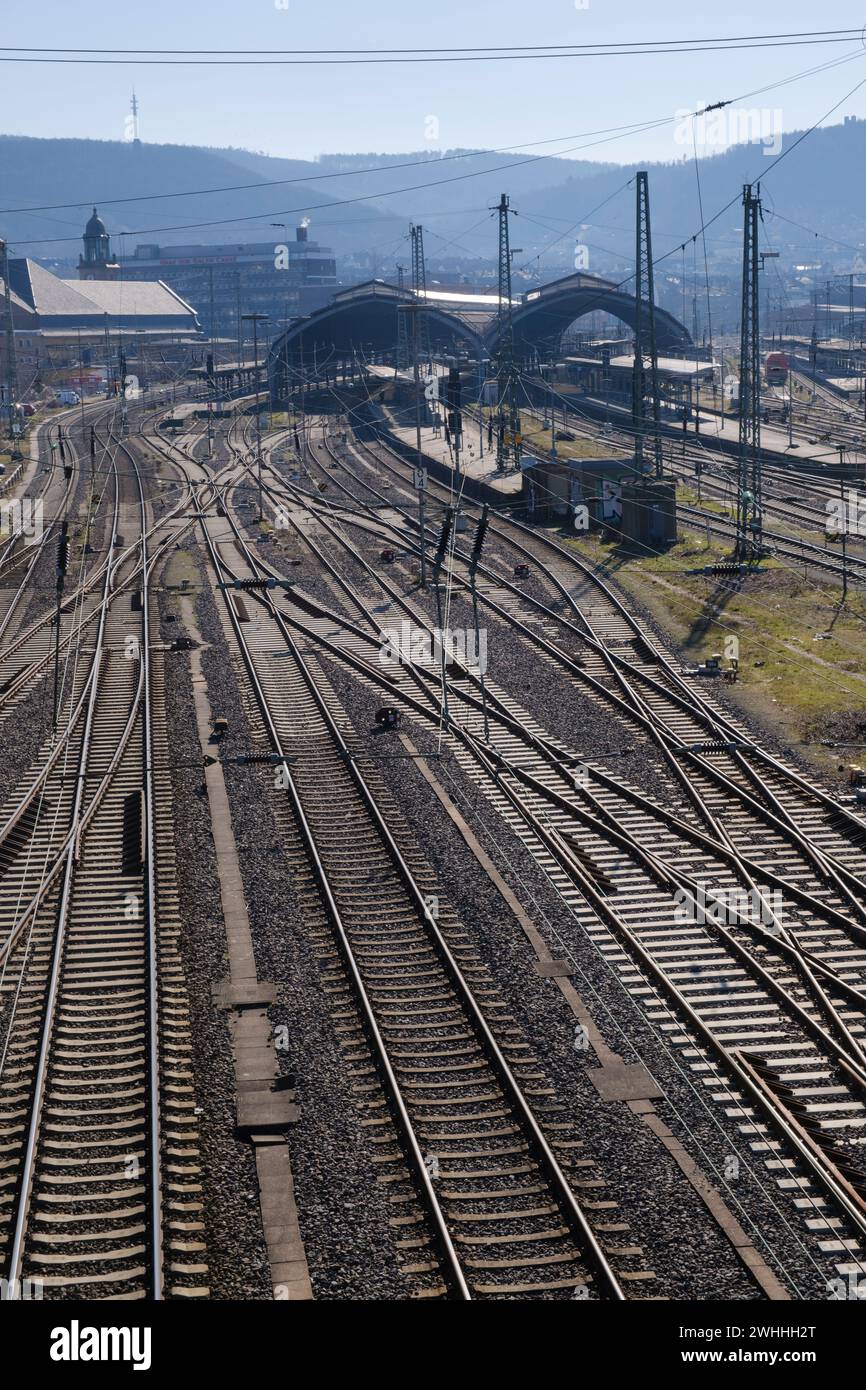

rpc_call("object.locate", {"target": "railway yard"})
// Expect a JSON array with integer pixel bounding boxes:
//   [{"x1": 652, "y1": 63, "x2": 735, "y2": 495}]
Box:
[
  {"x1": 3, "y1": 371, "x2": 866, "y2": 1324},
  {"x1": 8, "y1": 18, "x2": 866, "y2": 1384}
]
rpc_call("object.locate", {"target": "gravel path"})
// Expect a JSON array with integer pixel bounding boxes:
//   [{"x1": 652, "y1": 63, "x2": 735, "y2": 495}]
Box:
[{"x1": 159, "y1": 548, "x2": 273, "y2": 1300}]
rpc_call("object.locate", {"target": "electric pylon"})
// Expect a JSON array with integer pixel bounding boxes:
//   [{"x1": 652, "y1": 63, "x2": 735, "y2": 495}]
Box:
[
  {"x1": 410, "y1": 225, "x2": 431, "y2": 367},
  {"x1": 631, "y1": 172, "x2": 662, "y2": 477},
  {"x1": 396, "y1": 263, "x2": 409, "y2": 371},
  {"x1": 494, "y1": 194, "x2": 522, "y2": 471},
  {"x1": 736, "y1": 183, "x2": 763, "y2": 558}
]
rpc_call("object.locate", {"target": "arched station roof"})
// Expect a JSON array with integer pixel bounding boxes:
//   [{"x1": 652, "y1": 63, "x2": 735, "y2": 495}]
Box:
[
  {"x1": 496, "y1": 272, "x2": 692, "y2": 355},
  {"x1": 268, "y1": 272, "x2": 692, "y2": 392},
  {"x1": 268, "y1": 280, "x2": 485, "y2": 393}
]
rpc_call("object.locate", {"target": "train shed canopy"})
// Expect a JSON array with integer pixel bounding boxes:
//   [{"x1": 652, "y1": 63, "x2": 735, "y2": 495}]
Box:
[
  {"x1": 269, "y1": 280, "x2": 485, "y2": 382},
  {"x1": 504, "y1": 272, "x2": 692, "y2": 355},
  {"x1": 268, "y1": 272, "x2": 693, "y2": 394}
]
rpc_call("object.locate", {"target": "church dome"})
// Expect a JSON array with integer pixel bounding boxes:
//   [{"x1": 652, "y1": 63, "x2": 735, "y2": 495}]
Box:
[{"x1": 85, "y1": 208, "x2": 108, "y2": 238}]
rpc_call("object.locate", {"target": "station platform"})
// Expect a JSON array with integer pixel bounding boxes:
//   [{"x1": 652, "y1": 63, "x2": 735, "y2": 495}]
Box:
[
  {"x1": 678, "y1": 406, "x2": 865, "y2": 471},
  {"x1": 385, "y1": 416, "x2": 523, "y2": 501},
  {"x1": 571, "y1": 390, "x2": 866, "y2": 474}
]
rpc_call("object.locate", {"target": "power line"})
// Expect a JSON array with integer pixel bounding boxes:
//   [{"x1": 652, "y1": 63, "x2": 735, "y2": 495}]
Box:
[
  {"x1": 4, "y1": 43, "x2": 859, "y2": 222},
  {"x1": 4, "y1": 30, "x2": 864, "y2": 54},
  {"x1": 763, "y1": 209, "x2": 866, "y2": 255},
  {"x1": 0, "y1": 30, "x2": 863, "y2": 64},
  {"x1": 653, "y1": 64, "x2": 866, "y2": 275},
  {"x1": 0, "y1": 117, "x2": 677, "y2": 219},
  {"x1": 5, "y1": 45, "x2": 863, "y2": 254},
  {"x1": 0, "y1": 120, "x2": 695, "y2": 248}
]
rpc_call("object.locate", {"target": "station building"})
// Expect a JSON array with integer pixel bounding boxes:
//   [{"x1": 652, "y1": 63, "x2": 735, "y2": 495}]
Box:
[
  {"x1": 0, "y1": 214, "x2": 200, "y2": 399},
  {"x1": 117, "y1": 222, "x2": 338, "y2": 338},
  {"x1": 553, "y1": 352, "x2": 716, "y2": 419}
]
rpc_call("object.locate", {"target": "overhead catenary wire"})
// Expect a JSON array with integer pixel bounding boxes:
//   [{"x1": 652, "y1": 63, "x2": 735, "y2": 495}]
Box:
[
  {"x1": 4, "y1": 43, "x2": 861, "y2": 223},
  {"x1": 1, "y1": 28, "x2": 864, "y2": 64}
]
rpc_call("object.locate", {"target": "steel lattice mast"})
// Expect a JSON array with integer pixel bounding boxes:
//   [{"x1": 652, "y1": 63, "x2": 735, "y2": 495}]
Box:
[
  {"x1": 631, "y1": 172, "x2": 662, "y2": 477},
  {"x1": 395, "y1": 263, "x2": 409, "y2": 371},
  {"x1": 410, "y1": 225, "x2": 431, "y2": 368},
  {"x1": 737, "y1": 183, "x2": 763, "y2": 558},
  {"x1": 494, "y1": 194, "x2": 521, "y2": 471}
]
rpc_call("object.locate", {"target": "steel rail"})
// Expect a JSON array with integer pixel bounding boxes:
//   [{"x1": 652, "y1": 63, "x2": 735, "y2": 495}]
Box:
[
  {"x1": 218, "y1": 472, "x2": 866, "y2": 1094},
  {"x1": 260, "y1": 430, "x2": 866, "y2": 935},
  {"x1": 3, "y1": 436, "x2": 124, "y2": 1287},
  {"x1": 340, "y1": 426, "x2": 866, "y2": 859},
  {"x1": 224, "y1": 423, "x2": 866, "y2": 1278},
  {"x1": 192, "y1": 478, "x2": 626, "y2": 1303}
]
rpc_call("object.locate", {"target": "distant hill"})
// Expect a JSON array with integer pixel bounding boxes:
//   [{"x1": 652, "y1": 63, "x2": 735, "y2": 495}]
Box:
[
  {"x1": 211, "y1": 121, "x2": 866, "y2": 272},
  {"x1": 0, "y1": 136, "x2": 405, "y2": 261},
  {"x1": 491, "y1": 117, "x2": 866, "y2": 273},
  {"x1": 1, "y1": 120, "x2": 865, "y2": 277}
]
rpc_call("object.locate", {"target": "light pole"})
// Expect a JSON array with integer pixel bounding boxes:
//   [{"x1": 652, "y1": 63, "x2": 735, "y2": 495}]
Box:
[
  {"x1": 242, "y1": 312, "x2": 269, "y2": 522},
  {"x1": 294, "y1": 315, "x2": 310, "y2": 461},
  {"x1": 76, "y1": 327, "x2": 86, "y2": 444}
]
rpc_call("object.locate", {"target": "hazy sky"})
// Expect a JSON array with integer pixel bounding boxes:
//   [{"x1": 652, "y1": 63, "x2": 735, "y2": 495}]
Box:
[{"x1": 3, "y1": 1, "x2": 866, "y2": 164}]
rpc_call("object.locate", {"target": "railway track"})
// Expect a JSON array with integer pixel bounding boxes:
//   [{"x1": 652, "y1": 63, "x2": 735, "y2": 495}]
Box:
[
  {"x1": 0, "y1": 415, "x2": 87, "y2": 651},
  {"x1": 0, "y1": 402, "x2": 218, "y2": 728},
  {"x1": 475, "y1": 377, "x2": 866, "y2": 578},
  {"x1": 21, "y1": 383, "x2": 853, "y2": 1300},
  {"x1": 0, "y1": 414, "x2": 206, "y2": 1300},
  {"x1": 223, "y1": 411, "x2": 866, "y2": 1291},
  {"x1": 181, "y1": 436, "x2": 646, "y2": 1300}
]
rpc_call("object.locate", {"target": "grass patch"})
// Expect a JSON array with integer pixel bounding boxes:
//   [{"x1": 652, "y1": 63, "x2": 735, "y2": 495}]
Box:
[
  {"x1": 563, "y1": 523, "x2": 866, "y2": 770},
  {"x1": 516, "y1": 411, "x2": 629, "y2": 461},
  {"x1": 163, "y1": 549, "x2": 201, "y2": 591},
  {"x1": 676, "y1": 483, "x2": 729, "y2": 516}
]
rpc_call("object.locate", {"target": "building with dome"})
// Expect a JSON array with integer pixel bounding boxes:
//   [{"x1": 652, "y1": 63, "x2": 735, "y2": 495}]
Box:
[
  {"x1": 78, "y1": 208, "x2": 120, "y2": 281},
  {"x1": 1, "y1": 251, "x2": 200, "y2": 400}
]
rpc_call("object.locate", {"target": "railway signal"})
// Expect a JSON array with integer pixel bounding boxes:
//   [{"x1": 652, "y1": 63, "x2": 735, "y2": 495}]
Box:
[
  {"x1": 431, "y1": 508, "x2": 455, "y2": 723},
  {"x1": 432, "y1": 507, "x2": 454, "y2": 580}
]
